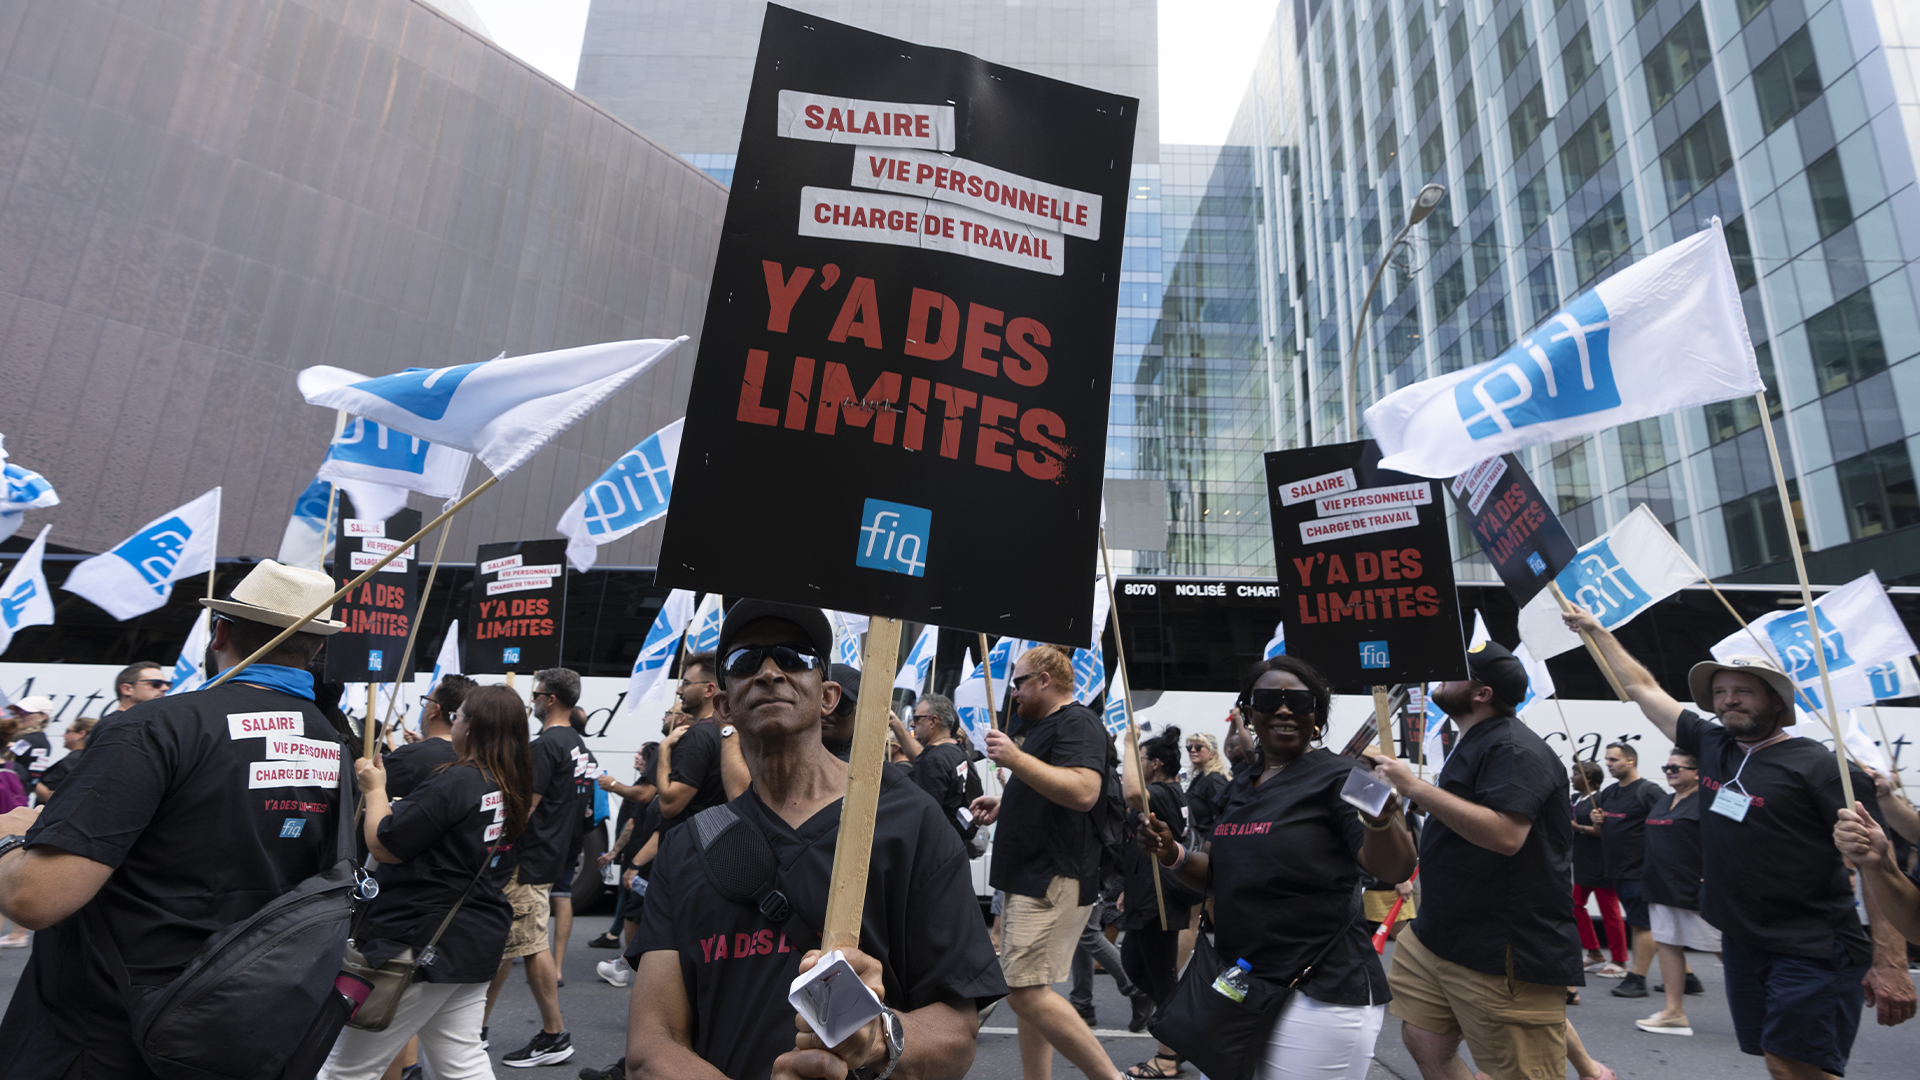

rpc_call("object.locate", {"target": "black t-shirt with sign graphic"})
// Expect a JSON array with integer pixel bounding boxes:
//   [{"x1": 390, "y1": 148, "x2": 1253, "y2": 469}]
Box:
[
  {"x1": 1596, "y1": 777, "x2": 1663, "y2": 882},
  {"x1": 357, "y1": 763, "x2": 514, "y2": 984},
  {"x1": 10, "y1": 729, "x2": 50, "y2": 785},
  {"x1": 0, "y1": 683, "x2": 346, "y2": 1078},
  {"x1": 383, "y1": 736, "x2": 458, "y2": 800},
  {"x1": 1409, "y1": 715, "x2": 1583, "y2": 987},
  {"x1": 663, "y1": 720, "x2": 728, "y2": 832},
  {"x1": 990, "y1": 702, "x2": 1108, "y2": 904},
  {"x1": 1570, "y1": 793, "x2": 1607, "y2": 888},
  {"x1": 630, "y1": 770, "x2": 1006, "y2": 1080},
  {"x1": 1642, "y1": 788, "x2": 1706, "y2": 910},
  {"x1": 1208, "y1": 749, "x2": 1390, "y2": 1006},
  {"x1": 520, "y1": 724, "x2": 591, "y2": 885},
  {"x1": 909, "y1": 740, "x2": 971, "y2": 831},
  {"x1": 1674, "y1": 710, "x2": 1878, "y2": 961}
]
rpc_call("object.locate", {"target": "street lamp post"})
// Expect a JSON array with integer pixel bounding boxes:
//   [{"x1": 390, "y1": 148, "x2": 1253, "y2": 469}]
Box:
[{"x1": 1343, "y1": 182, "x2": 1448, "y2": 440}]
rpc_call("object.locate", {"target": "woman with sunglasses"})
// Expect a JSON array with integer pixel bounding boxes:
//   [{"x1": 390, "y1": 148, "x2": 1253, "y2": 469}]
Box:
[
  {"x1": 1139, "y1": 656, "x2": 1416, "y2": 1080},
  {"x1": 1636, "y1": 751, "x2": 1717, "y2": 1037},
  {"x1": 322, "y1": 684, "x2": 534, "y2": 1080},
  {"x1": 1183, "y1": 733, "x2": 1231, "y2": 841}
]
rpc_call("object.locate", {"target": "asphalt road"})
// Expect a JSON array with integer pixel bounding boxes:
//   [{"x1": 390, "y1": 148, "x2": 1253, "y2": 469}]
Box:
[{"x1": 1, "y1": 922, "x2": 1914, "y2": 1077}]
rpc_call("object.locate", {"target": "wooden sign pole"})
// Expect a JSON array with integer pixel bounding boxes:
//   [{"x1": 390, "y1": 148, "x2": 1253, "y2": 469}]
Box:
[
  {"x1": 977, "y1": 632, "x2": 1002, "y2": 731},
  {"x1": 1371, "y1": 685, "x2": 1394, "y2": 758},
  {"x1": 363, "y1": 683, "x2": 378, "y2": 761},
  {"x1": 821, "y1": 615, "x2": 904, "y2": 953},
  {"x1": 1099, "y1": 531, "x2": 1168, "y2": 930},
  {"x1": 1549, "y1": 582, "x2": 1630, "y2": 702}
]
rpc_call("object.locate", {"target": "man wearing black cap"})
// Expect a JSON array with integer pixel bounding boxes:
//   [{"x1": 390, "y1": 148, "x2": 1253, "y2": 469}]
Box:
[
  {"x1": 1564, "y1": 608, "x2": 1913, "y2": 1079},
  {"x1": 624, "y1": 599, "x2": 1005, "y2": 1080},
  {"x1": 1370, "y1": 640, "x2": 1590, "y2": 1080}
]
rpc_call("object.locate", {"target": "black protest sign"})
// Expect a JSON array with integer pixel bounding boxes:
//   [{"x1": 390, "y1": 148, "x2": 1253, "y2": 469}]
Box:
[
  {"x1": 1447, "y1": 454, "x2": 1576, "y2": 605},
  {"x1": 324, "y1": 506, "x2": 421, "y2": 682},
  {"x1": 466, "y1": 539, "x2": 566, "y2": 674},
  {"x1": 654, "y1": 4, "x2": 1137, "y2": 645},
  {"x1": 1264, "y1": 440, "x2": 1466, "y2": 686}
]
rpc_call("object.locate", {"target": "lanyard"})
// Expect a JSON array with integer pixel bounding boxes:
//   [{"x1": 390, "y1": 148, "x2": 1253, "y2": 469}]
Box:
[{"x1": 1723, "y1": 731, "x2": 1789, "y2": 796}]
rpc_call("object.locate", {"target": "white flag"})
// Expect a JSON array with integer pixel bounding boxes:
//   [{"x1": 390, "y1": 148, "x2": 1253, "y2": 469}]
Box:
[
  {"x1": 1071, "y1": 646, "x2": 1107, "y2": 706},
  {"x1": 0, "y1": 435, "x2": 59, "y2": 545},
  {"x1": 168, "y1": 609, "x2": 213, "y2": 696},
  {"x1": 1711, "y1": 572, "x2": 1916, "y2": 717},
  {"x1": 0, "y1": 525, "x2": 55, "y2": 656},
  {"x1": 1421, "y1": 689, "x2": 1449, "y2": 767},
  {"x1": 627, "y1": 590, "x2": 695, "y2": 712},
  {"x1": 1262, "y1": 621, "x2": 1287, "y2": 659},
  {"x1": 1090, "y1": 575, "x2": 1111, "y2": 647},
  {"x1": 557, "y1": 418, "x2": 684, "y2": 573},
  {"x1": 1470, "y1": 611, "x2": 1491, "y2": 650},
  {"x1": 686, "y1": 593, "x2": 724, "y2": 656},
  {"x1": 894, "y1": 624, "x2": 940, "y2": 694},
  {"x1": 275, "y1": 476, "x2": 335, "y2": 570},
  {"x1": 1843, "y1": 710, "x2": 1891, "y2": 773},
  {"x1": 63, "y1": 488, "x2": 222, "y2": 621},
  {"x1": 1102, "y1": 665, "x2": 1129, "y2": 735},
  {"x1": 1514, "y1": 642, "x2": 1556, "y2": 716},
  {"x1": 297, "y1": 337, "x2": 686, "y2": 477},
  {"x1": 1867, "y1": 657, "x2": 1919, "y2": 701},
  {"x1": 985, "y1": 636, "x2": 1029, "y2": 709},
  {"x1": 1366, "y1": 221, "x2": 1762, "y2": 477},
  {"x1": 829, "y1": 611, "x2": 869, "y2": 670},
  {"x1": 954, "y1": 648, "x2": 994, "y2": 753},
  {"x1": 1516, "y1": 505, "x2": 1700, "y2": 659}
]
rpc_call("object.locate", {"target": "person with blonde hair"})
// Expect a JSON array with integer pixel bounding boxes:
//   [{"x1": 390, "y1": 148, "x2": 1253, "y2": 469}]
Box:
[{"x1": 1183, "y1": 731, "x2": 1230, "y2": 839}]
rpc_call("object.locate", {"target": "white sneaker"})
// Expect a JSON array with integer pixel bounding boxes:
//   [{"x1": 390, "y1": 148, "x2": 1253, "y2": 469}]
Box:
[{"x1": 596, "y1": 958, "x2": 633, "y2": 988}]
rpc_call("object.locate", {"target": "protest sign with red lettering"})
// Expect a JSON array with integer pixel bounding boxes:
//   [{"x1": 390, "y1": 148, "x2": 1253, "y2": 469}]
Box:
[
  {"x1": 655, "y1": 4, "x2": 1137, "y2": 644},
  {"x1": 325, "y1": 505, "x2": 420, "y2": 681},
  {"x1": 1447, "y1": 454, "x2": 1576, "y2": 605},
  {"x1": 1264, "y1": 441, "x2": 1466, "y2": 686},
  {"x1": 467, "y1": 539, "x2": 566, "y2": 674}
]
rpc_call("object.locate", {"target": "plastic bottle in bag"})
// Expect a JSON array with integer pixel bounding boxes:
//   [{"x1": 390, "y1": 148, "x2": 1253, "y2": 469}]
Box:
[{"x1": 1212, "y1": 958, "x2": 1253, "y2": 1002}]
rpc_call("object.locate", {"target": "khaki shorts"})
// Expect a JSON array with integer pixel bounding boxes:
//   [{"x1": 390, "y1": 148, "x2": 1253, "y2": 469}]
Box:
[
  {"x1": 998, "y1": 875, "x2": 1092, "y2": 988},
  {"x1": 1387, "y1": 928, "x2": 1568, "y2": 1080},
  {"x1": 1364, "y1": 888, "x2": 1417, "y2": 924},
  {"x1": 502, "y1": 869, "x2": 553, "y2": 960}
]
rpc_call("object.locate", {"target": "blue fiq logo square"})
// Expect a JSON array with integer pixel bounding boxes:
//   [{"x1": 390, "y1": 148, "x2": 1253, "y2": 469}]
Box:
[
  {"x1": 367, "y1": 650, "x2": 383, "y2": 671},
  {"x1": 503, "y1": 647, "x2": 521, "y2": 664},
  {"x1": 279, "y1": 818, "x2": 306, "y2": 838},
  {"x1": 1526, "y1": 551, "x2": 1547, "y2": 576},
  {"x1": 854, "y1": 499, "x2": 931, "y2": 578},
  {"x1": 1359, "y1": 641, "x2": 1391, "y2": 669}
]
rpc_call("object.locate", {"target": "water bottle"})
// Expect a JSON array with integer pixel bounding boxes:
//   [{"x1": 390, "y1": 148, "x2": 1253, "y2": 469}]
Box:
[{"x1": 1212, "y1": 958, "x2": 1252, "y2": 1002}]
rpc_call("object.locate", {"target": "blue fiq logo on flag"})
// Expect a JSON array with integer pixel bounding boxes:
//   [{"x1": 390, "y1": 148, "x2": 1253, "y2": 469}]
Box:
[
  {"x1": 1455, "y1": 291, "x2": 1618, "y2": 439},
  {"x1": 111, "y1": 517, "x2": 193, "y2": 592},
  {"x1": 581, "y1": 434, "x2": 674, "y2": 536},
  {"x1": 1764, "y1": 609, "x2": 1854, "y2": 686},
  {"x1": 331, "y1": 418, "x2": 430, "y2": 473},
  {"x1": 2, "y1": 580, "x2": 36, "y2": 629},
  {"x1": 855, "y1": 500, "x2": 930, "y2": 578},
  {"x1": 351, "y1": 362, "x2": 486, "y2": 421},
  {"x1": 1560, "y1": 540, "x2": 1649, "y2": 628}
]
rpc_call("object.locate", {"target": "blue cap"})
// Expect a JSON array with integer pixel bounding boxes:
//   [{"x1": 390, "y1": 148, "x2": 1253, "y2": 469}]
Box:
[{"x1": 1235, "y1": 959, "x2": 1252, "y2": 971}]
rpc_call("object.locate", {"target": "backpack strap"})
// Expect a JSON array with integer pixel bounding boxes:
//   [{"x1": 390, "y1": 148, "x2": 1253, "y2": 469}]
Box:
[{"x1": 689, "y1": 804, "x2": 820, "y2": 951}]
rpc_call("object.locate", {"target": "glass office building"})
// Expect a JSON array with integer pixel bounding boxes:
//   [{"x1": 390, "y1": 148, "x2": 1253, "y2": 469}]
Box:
[{"x1": 1204, "y1": 0, "x2": 1920, "y2": 585}]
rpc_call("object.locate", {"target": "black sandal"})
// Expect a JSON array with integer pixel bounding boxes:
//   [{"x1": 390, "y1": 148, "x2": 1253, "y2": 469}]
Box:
[
  {"x1": 1567, "y1": 990, "x2": 1581, "y2": 1006},
  {"x1": 1125, "y1": 1056, "x2": 1184, "y2": 1078}
]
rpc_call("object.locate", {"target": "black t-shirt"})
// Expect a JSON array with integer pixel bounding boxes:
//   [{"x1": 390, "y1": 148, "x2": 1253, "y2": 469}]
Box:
[
  {"x1": 1595, "y1": 777, "x2": 1663, "y2": 882},
  {"x1": 383, "y1": 736, "x2": 458, "y2": 800},
  {"x1": 1186, "y1": 770, "x2": 1231, "y2": 838},
  {"x1": 1642, "y1": 789, "x2": 1705, "y2": 910},
  {"x1": 1121, "y1": 780, "x2": 1192, "y2": 931},
  {"x1": 10, "y1": 729, "x2": 50, "y2": 784},
  {"x1": 0, "y1": 683, "x2": 347, "y2": 1077},
  {"x1": 1673, "y1": 710, "x2": 1878, "y2": 961},
  {"x1": 909, "y1": 741, "x2": 971, "y2": 832},
  {"x1": 358, "y1": 763, "x2": 514, "y2": 983},
  {"x1": 1208, "y1": 749, "x2": 1390, "y2": 1006},
  {"x1": 625, "y1": 799, "x2": 665, "y2": 878},
  {"x1": 631, "y1": 770, "x2": 1007, "y2": 1080},
  {"x1": 1409, "y1": 715, "x2": 1583, "y2": 986},
  {"x1": 989, "y1": 702, "x2": 1108, "y2": 904},
  {"x1": 35, "y1": 750, "x2": 79, "y2": 801},
  {"x1": 662, "y1": 720, "x2": 729, "y2": 832},
  {"x1": 1570, "y1": 793, "x2": 1607, "y2": 888},
  {"x1": 520, "y1": 724, "x2": 592, "y2": 885}
]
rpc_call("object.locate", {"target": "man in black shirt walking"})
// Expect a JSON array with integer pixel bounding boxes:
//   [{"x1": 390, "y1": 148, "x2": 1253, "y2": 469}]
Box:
[
  {"x1": 896, "y1": 693, "x2": 976, "y2": 839},
  {"x1": 382, "y1": 673, "x2": 475, "y2": 799},
  {"x1": 656, "y1": 652, "x2": 748, "y2": 831},
  {"x1": 1565, "y1": 608, "x2": 1915, "y2": 1078},
  {"x1": 1371, "y1": 640, "x2": 1590, "y2": 1080},
  {"x1": 4, "y1": 697, "x2": 54, "y2": 789},
  {"x1": 1591, "y1": 741, "x2": 1663, "y2": 998},
  {"x1": 970, "y1": 645, "x2": 1126, "y2": 1080}
]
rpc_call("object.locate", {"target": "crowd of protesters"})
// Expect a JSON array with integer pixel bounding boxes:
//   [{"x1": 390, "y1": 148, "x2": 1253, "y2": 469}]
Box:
[{"x1": 0, "y1": 566, "x2": 1915, "y2": 1080}]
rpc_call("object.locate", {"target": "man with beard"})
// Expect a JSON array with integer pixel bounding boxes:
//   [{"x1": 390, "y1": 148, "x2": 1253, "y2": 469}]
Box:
[
  {"x1": 1563, "y1": 608, "x2": 1915, "y2": 1079},
  {"x1": 1370, "y1": 641, "x2": 1590, "y2": 1080}
]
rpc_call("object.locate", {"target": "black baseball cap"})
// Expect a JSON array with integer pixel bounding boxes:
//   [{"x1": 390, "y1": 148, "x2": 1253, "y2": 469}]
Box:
[
  {"x1": 715, "y1": 599, "x2": 834, "y2": 668},
  {"x1": 830, "y1": 663, "x2": 862, "y2": 707},
  {"x1": 1466, "y1": 639, "x2": 1531, "y2": 706}
]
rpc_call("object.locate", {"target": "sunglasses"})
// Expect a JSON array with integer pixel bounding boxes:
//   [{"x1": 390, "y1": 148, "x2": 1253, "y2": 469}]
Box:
[
  {"x1": 1244, "y1": 687, "x2": 1316, "y2": 717},
  {"x1": 722, "y1": 642, "x2": 825, "y2": 680},
  {"x1": 1010, "y1": 673, "x2": 1040, "y2": 689},
  {"x1": 1661, "y1": 764, "x2": 1696, "y2": 774},
  {"x1": 136, "y1": 679, "x2": 174, "y2": 689},
  {"x1": 1186, "y1": 744, "x2": 1206, "y2": 751},
  {"x1": 912, "y1": 712, "x2": 938, "y2": 722}
]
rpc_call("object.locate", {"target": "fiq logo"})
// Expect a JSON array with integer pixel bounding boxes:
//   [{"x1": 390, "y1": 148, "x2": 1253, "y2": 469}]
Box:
[
  {"x1": 1359, "y1": 641, "x2": 1392, "y2": 670},
  {"x1": 855, "y1": 499, "x2": 930, "y2": 578},
  {"x1": 112, "y1": 517, "x2": 194, "y2": 592},
  {"x1": 1455, "y1": 290, "x2": 1618, "y2": 439}
]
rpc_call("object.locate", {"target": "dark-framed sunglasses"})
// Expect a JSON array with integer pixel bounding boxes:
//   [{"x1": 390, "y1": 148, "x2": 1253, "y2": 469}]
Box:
[
  {"x1": 722, "y1": 642, "x2": 825, "y2": 680},
  {"x1": 1010, "y1": 673, "x2": 1040, "y2": 689},
  {"x1": 135, "y1": 678, "x2": 174, "y2": 689},
  {"x1": 1244, "y1": 687, "x2": 1316, "y2": 717},
  {"x1": 1661, "y1": 764, "x2": 1696, "y2": 774},
  {"x1": 1186, "y1": 743, "x2": 1207, "y2": 752}
]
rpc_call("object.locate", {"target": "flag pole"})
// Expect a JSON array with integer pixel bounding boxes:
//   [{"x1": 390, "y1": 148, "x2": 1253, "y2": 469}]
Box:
[
  {"x1": 1548, "y1": 583, "x2": 1630, "y2": 702},
  {"x1": 978, "y1": 632, "x2": 1001, "y2": 732},
  {"x1": 377, "y1": 520, "x2": 452, "y2": 743},
  {"x1": 1554, "y1": 697, "x2": 1593, "y2": 796},
  {"x1": 1100, "y1": 529, "x2": 1169, "y2": 930},
  {"x1": 1870, "y1": 702, "x2": 1905, "y2": 793},
  {"x1": 821, "y1": 615, "x2": 904, "y2": 953},
  {"x1": 364, "y1": 683, "x2": 378, "y2": 762},
  {"x1": 1755, "y1": 391, "x2": 1854, "y2": 807},
  {"x1": 208, "y1": 474, "x2": 502, "y2": 690}
]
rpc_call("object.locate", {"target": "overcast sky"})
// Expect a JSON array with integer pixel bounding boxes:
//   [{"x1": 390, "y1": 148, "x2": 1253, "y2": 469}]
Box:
[{"x1": 469, "y1": 0, "x2": 1279, "y2": 145}]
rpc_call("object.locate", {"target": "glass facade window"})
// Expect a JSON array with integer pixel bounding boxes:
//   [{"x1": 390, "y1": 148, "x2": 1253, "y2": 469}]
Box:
[
  {"x1": 1527, "y1": 259, "x2": 1561, "y2": 324},
  {"x1": 1471, "y1": 223, "x2": 1503, "y2": 285},
  {"x1": 1807, "y1": 289, "x2": 1888, "y2": 395},
  {"x1": 1703, "y1": 342, "x2": 1782, "y2": 443},
  {"x1": 1499, "y1": 13, "x2": 1532, "y2": 80},
  {"x1": 1754, "y1": 29, "x2": 1822, "y2": 135},
  {"x1": 1561, "y1": 108, "x2": 1616, "y2": 192},
  {"x1": 1618, "y1": 419, "x2": 1668, "y2": 483},
  {"x1": 1455, "y1": 82, "x2": 1479, "y2": 139},
  {"x1": 1724, "y1": 486, "x2": 1795, "y2": 570},
  {"x1": 1434, "y1": 260, "x2": 1467, "y2": 318},
  {"x1": 1551, "y1": 440, "x2": 1595, "y2": 513},
  {"x1": 1463, "y1": 156, "x2": 1489, "y2": 209},
  {"x1": 1470, "y1": 304, "x2": 1511, "y2": 364},
  {"x1": 1510, "y1": 85, "x2": 1550, "y2": 160},
  {"x1": 1806, "y1": 150, "x2": 1853, "y2": 240},
  {"x1": 1644, "y1": 7, "x2": 1711, "y2": 115},
  {"x1": 1414, "y1": 62, "x2": 1438, "y2": 118},
  {"x1": 1724, "y1": 216, "x2": 1759, "y2": 292},
  {"x1": 1660, "y1": 106, "x2": 1732, "y2": 210},
  {"x1": 1518, "y1": 171, "x2": 1550, "y2": 235},
  {"x1": 1562, "y1": 25, "x2": 1597, "y2": 97},
  {"x1": 1737, "y1": 0, "x2": 1773, "y2": 25},
  {"x1": 1449, "y1": 16, "x2": 1469, "y2": 67},
  {"x1": 1835, "y1": 445, "x2": 1920, "y2": 539},
  {"x1": 1572, "y1": 196, "x2": 1631, "y2": 287}
]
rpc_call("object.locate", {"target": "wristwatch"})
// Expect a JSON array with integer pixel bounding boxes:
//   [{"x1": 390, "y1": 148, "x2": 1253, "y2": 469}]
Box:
[
  {"x1": 0, "y1": 835, "x2": 28, "y2": 860},
  {"x1": 852, "y1": 1004, "x2": 904, "y2": 1080},
  {"x1": 719, "y1": 725, "x2": 737, "y2": 738}
]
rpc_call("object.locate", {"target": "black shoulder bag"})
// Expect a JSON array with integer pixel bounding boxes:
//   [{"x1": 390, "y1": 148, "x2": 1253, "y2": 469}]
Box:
[
  {"x1": 340, "y1": 845, "x2": 498, "y2": 1031},
  {"x1": 1149, "y1": 888, "x2": 1362, "y2": 1080},
  {"x1": 85, "y1": 752, "x2": 365, "y2": 1080}
]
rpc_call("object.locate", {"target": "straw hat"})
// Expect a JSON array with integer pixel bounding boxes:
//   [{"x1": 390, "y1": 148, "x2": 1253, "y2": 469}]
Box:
[
  {"x1": 200, "y1": 560, "x2": 347, "y2": 635},
  {"x1": 1686, "y1": 655, "x2": 1796, "y2": 713}
]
